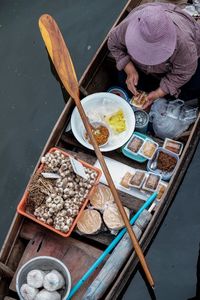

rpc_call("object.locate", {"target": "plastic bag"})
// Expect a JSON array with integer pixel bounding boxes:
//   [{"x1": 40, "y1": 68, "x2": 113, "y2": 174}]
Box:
[{"x1": 149, "y1": 98, "x2": 198, "y2": 139}]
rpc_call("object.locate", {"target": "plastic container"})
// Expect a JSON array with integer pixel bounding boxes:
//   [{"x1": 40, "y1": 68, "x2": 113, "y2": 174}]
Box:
[
  {"x1": 134, "y1": 110, "x2": 149, "y2": 133},
  {"x1": 122, "y1": 132, "x2": 155, "y2": 163},
  {"x1": 107, "y1": 86, "x2": 129, "y2": 101},
  {"x1": 163, "y1": 138, "x2": 184, "y2": 156},
  {"x1": 130, "y1": 91, "x2": 147, "y2": 108},
  {"x1": 126, "y1": 134, "x2": 145, "y2": 154},
  {"x1": 142, "y1": 172, "x2": 161, "y2": 192},
  {"x1": 138, "y1": 139, "x2": 159, "y2": 160},
  {"x1": 147, "y1": 147, "x2": 179, "y2": 181},
  {"x1": 17, "y1": 147, "x2": 102, "y2": 238},
  {"x1": 129, "y1": 170, "x2": 146, "y2": 189},
  {"x1": 16, "y1": 256, "x2": 71, "y2": 300}
]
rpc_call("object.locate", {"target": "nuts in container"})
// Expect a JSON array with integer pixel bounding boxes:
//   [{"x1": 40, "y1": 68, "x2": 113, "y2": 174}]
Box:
[{"x1": 17, "y1": 148, "x2": 101, "y2": 237}]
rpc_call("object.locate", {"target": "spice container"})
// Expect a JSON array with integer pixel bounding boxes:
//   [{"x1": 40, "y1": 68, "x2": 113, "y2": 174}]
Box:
[
  {"x1": 129, "y1": 170, "x2": 146, "y2": 189},
  {"x1": 17, "y1": 147, "x2": 102, "y2": 238},
  {"x1": 134, "y1": 110, "x2": 149, "y2": 133},
  {"x1": 163, "y1": 138, "x2": 183, "y2": 156},
  {"x1": 138, "y1": 139, "x2": 159, "y2": 160},
  {"x1": 142, "y1": 173, "x2": 161, "y2": 192},
  {"x1": 147, "y1": 147, "x2": 179, "y2": 181}
]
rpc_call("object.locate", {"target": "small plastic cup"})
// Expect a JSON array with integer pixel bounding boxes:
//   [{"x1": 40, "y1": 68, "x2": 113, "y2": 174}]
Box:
[{"x1": 134, "y1": 110, "x2": 149, "y2": 133}]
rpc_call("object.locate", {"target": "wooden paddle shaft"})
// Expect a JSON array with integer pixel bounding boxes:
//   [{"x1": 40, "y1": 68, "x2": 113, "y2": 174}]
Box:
[
  {"x1": 73, "y1": 95, "x2": 154, "y2": 288},
  {"x1": 38, "y1": 14, "x2": 154, "y2": 288}
]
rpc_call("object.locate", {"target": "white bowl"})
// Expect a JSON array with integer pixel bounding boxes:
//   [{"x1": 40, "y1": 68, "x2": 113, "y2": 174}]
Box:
[
  {"x1": 71, "y1": 92, "x2": 135, "y2": 152},
  {"x1": 16, "y1": 256, "x2": 71, "y2": 300}
]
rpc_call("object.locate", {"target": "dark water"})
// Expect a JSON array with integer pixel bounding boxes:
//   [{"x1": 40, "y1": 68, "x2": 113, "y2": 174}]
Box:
[{"x1": 0, "y1": 1, "x2": 200, "y2": 299}]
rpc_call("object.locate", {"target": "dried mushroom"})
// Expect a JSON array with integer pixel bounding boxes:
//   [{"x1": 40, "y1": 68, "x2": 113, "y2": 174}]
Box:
[{"x1": 77, "y1": 209, "x2": 102, "y2": 234}]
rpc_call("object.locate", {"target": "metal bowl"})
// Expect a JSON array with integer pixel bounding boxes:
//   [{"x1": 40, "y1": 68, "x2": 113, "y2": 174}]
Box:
[{"x1": 16, "y1": 256, "x2": 71, "y2": 300}]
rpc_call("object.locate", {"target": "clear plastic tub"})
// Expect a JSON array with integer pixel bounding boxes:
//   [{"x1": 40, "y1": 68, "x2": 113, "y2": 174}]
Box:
[{"x1": 147, "y1": 147, "x2": 179, "y2": 181}]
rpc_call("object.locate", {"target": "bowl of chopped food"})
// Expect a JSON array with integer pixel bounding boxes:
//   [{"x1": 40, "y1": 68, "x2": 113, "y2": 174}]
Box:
[
  {"x1": 83, "y1": 121, "x2": 110, "y2": 147},
  {"x1": 16, "y1": 256, "x2": 71, "y2": 300},
  {"x1": 71, "y1": 92, "x2": 135, "y2": 151}
]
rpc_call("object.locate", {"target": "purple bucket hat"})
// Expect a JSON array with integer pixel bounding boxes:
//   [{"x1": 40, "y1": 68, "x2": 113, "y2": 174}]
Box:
[{"x1": 125, "y1": 6, "x2": 177, "y2": 65}]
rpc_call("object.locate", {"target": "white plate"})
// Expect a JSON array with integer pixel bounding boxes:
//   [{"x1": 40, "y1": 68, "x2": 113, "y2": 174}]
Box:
[{"x1": 71, "y1": 92, "x2": 135, "y2": 152}]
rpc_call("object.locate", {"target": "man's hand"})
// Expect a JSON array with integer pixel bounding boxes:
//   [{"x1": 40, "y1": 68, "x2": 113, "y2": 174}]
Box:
[
  {"x1": 142, "y1": 87, "x2": 166, "y2": 109},
  {"x1": 124, "y1": 62, "x2": 139, "y2": 95}
]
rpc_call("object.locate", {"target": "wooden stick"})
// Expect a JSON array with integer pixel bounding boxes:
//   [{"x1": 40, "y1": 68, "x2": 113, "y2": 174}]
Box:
[{"x1": 38, "y1": 14, "x2": 154, "y2": 288}]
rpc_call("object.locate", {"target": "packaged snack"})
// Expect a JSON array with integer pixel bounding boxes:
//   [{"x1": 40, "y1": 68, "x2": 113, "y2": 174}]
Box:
[
  {"x1": 89, "y1": 184, "x2": 114, "y2": 210},
  {"x1": 139, "y1": 139, "x2": 158, "y2": 159},
  {"x1": 129, "y1": 170, "x2": 146, "y2": 188},
  {"x1": 163, "y1": 138, "x2": 183, "y2": 156},
  {"x1": 130, "y1": 91, "x2": 147, "y2": 108},
  {"x1": 127, "y1": 136, "x2": 144, "y2": 153},
  {"x1": 103, "y1": 204, "x2": 130, "y2": 231},
  {"x1": 120, "y1": 172, "x2": 133, "y2": 189},
  {"x1": 157, "y1": 182, "x2": 167, "y2": 200},
  {"x1": 77, "y1": 209, "x2": 102, "y2": 235},
  {"x1": 143, "y1": 173, "x2": 161, "y2": 191}
]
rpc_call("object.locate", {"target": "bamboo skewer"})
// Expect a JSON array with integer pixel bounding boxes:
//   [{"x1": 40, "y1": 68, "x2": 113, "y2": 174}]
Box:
[{"x1": 38, "y1": 14, "x2": 154, "y2": 288}]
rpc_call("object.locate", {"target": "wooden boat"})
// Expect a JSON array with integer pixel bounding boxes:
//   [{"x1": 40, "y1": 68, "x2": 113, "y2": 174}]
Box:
[{"x1": 1, "y1": 0, "x2": 200, "y2": 299}]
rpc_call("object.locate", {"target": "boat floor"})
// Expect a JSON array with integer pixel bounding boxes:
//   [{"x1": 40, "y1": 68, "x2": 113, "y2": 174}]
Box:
[{"x1": 8, "y1": 220, "x2": 104, "y2": 299}]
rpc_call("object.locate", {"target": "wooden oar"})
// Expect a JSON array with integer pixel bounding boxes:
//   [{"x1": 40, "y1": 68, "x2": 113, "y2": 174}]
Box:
[{"x1": 38, "y1": 14, "x2": 154, "y2": 288}]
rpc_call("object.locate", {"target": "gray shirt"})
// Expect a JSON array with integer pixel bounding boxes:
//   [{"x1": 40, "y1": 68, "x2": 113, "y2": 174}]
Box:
[{"x1": 108, "y1": 3, "x2": 200, "y2": 97}]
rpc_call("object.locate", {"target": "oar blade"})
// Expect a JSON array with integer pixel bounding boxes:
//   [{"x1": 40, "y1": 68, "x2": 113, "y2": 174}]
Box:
[{"x1": 39, "y1": 14, "x2": 79, "y2": 100}]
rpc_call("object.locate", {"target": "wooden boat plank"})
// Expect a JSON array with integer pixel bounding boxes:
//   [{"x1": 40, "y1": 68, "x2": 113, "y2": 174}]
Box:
[{"x1": 10, "y1": 232, "x2": 104, "y2": 299}]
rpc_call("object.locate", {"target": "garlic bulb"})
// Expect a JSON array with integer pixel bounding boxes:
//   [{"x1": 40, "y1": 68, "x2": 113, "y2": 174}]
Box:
[
  {"x1": 43, "y1": 270, "x2": 65, "y2": 291},
  {"x1": 27, "y1": 269, "x2": 45, "y2": 288},
  {"x1": 20, "y1": 283, "x2": 39, "y2": 300},
  {"x1": 35, "y1": 289, "x2": 61, "y2": 300}
]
